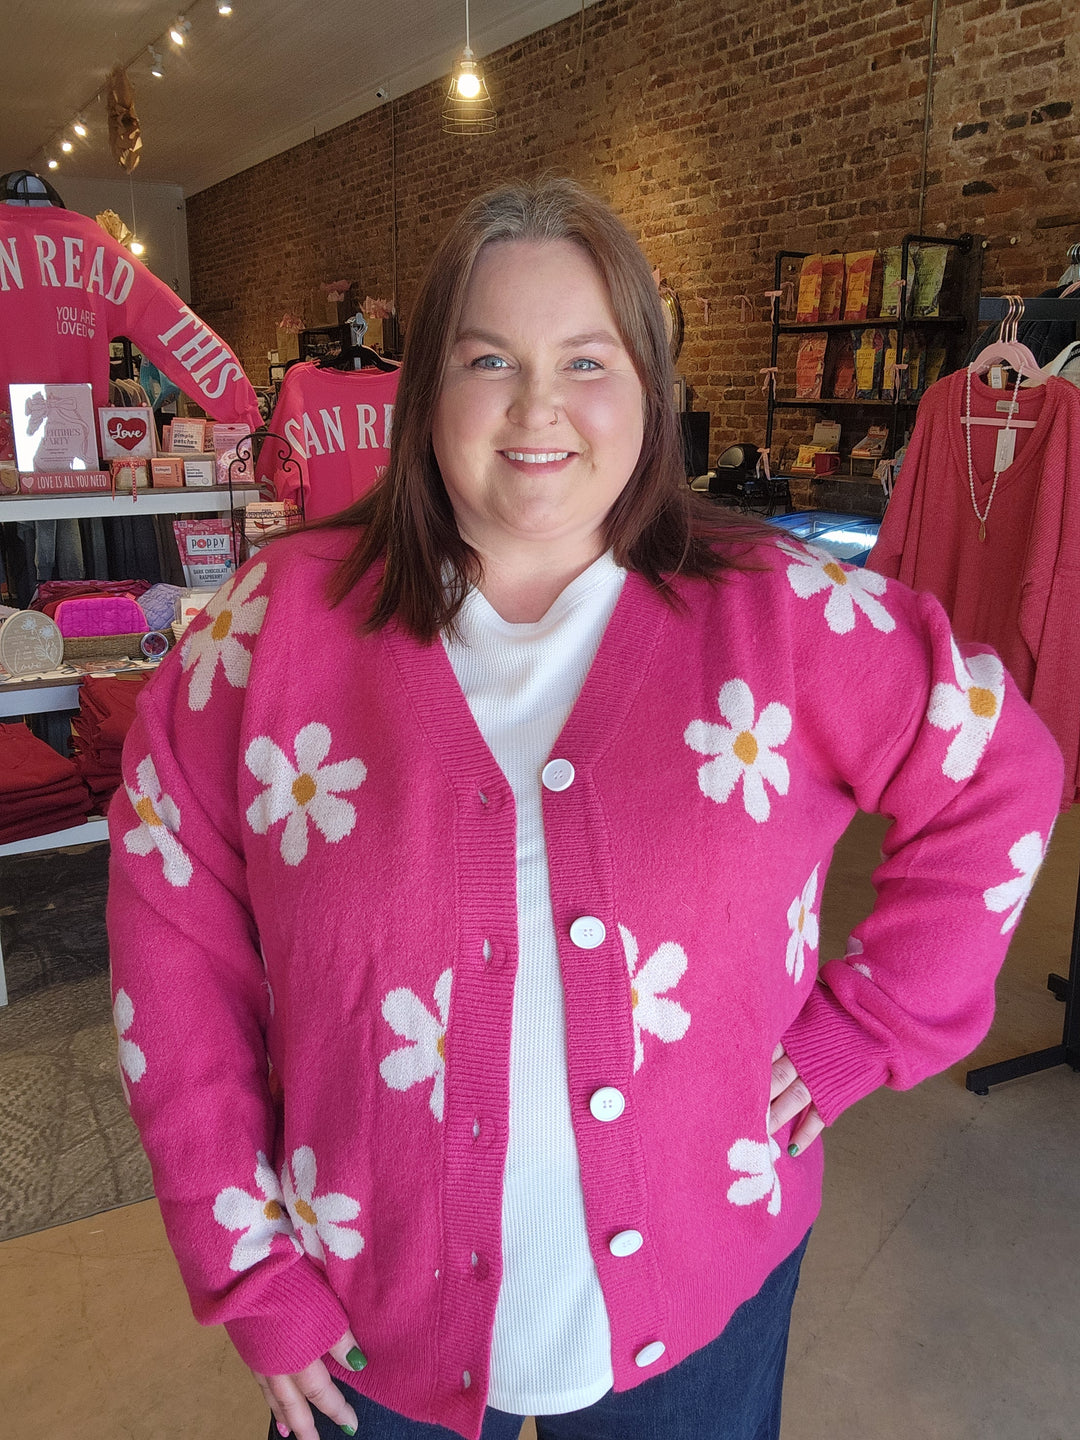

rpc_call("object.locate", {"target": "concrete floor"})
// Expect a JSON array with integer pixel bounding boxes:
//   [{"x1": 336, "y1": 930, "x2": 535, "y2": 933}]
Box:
[{"x1": 2, "y1": 807, "x2": 1077, "y2": 1439}]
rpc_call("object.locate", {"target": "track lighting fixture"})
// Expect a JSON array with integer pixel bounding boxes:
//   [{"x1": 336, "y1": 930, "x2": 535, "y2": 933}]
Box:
[{"x1": 169, "y1": 15, "x2": 191, "y2": 45}]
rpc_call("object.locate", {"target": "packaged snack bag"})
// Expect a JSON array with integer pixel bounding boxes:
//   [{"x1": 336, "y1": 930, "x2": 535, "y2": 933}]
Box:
[
  {"x1": 172, "y1": 518, "x2": 238, "y2": 589},
  {"x1": 796, "y1": 255, "x2": 824, "y2": 323},
  {"x1": 912, "y1": 244, "x2": 950, "y2": 317},
  {"x1": 825, "y1": 332, "x2": 857, "y2": 399},
  {"x1": 794, "y1": 335, "x2": 829, "y2": 399},
  {"x1": 843, "y1": 251, "x2": 883, "y2": 320},
  {"x1": 880, "y1": 246, "x2": 905, "y2": 318},
  {"x1": 853, "y1": 329, "x2": 886, "y2": 399},
  {"x1": 818, "y1": 254, "x2": 846, "y2": 323},
  {"x1": 922, "y1": 339, "x2": 949, "y2": 391}
]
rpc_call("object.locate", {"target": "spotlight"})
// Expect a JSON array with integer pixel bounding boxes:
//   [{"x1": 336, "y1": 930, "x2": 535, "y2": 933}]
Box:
[
  {"x1": 149, "y1": 47, "x2": 164, "y2": 76},
  {"x1": 73, "y1": 118, "x2": 88, "y2": 138},
  {"x1": 170, "y1": 15, "x2": 191, "y2": 45},
  {"x1": 47, "y1": 158, "x2": 59, "y2": 170},
  {"x1": 61, "y1": 139, "x2": 74, "y2": 153},
  {"x1": 217, "y1": 1, "x2": 233, "y2": 12}
]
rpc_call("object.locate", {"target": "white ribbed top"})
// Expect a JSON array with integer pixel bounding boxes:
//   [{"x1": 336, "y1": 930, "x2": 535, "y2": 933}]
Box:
[{"x1": 442, "y1": 552, "x2": 626, "y2": 1414}]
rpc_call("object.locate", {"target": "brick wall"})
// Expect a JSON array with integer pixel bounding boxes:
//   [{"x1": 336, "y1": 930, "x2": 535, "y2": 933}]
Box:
[{"x1": 187, "y1": 0, "x2": 1079, "y2": 468}]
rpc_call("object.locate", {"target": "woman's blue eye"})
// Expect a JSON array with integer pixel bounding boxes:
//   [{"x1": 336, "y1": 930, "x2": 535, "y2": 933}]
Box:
[
  {"x1": 570, "y1": 358, "x2": 602, "y2": 371},
  {"x1": 471, "y1": 354, "x2": 509, "y2": 370}
]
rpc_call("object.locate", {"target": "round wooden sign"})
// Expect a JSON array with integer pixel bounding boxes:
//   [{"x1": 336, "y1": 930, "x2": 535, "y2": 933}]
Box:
[{"x1": 0, "y1": 610, "x2": 65, "y2": 675}]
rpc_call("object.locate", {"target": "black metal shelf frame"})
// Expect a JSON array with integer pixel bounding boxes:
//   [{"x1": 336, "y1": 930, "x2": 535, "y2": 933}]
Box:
[{"x1": 765, "y1": 233, "x2": 977, "y2": 462}]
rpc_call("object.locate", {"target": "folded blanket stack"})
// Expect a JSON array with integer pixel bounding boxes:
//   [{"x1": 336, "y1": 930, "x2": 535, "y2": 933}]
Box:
[
  {"x1": 71, "y1": 674, "x2": 151, "y2": 811},
  {"x1": 0, "y1": 722, "x2": 92, "y2": 844}
]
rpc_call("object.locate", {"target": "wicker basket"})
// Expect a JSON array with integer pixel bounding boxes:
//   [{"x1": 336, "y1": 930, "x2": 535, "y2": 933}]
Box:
[{"x1": 63, "y1": 631, "x2": 148, "y2": 662}]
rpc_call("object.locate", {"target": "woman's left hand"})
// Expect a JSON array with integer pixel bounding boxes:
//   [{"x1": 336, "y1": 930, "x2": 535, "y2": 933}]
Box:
[{"x1": 769, "y1": 1044, "x2": 824, "y2": 1157}]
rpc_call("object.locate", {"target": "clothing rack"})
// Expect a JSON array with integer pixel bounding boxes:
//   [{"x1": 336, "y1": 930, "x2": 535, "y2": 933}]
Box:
[{"x1": 965, "y1": 288, "x2": 1080, "y2": 1094}]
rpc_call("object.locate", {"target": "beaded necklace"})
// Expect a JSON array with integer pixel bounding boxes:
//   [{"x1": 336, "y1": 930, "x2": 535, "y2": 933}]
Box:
[{"x1": 964, "y1": 364, "x2": 1022, "y2": 542}]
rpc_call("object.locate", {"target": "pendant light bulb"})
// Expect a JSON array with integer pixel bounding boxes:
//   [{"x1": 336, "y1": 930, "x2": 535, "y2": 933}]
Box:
[
  {"x1": 130, "y1": 239, "x2": 146, "y2": 256},
  {"x1": 442, "y1": 0, "x2": 496, "y2": 135},
  {"x1": 455, "y1": 51, "x2": 481, "y2": 99}
]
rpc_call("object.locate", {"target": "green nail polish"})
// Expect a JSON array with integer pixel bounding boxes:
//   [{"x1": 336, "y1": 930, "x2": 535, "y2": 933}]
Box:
[
  {"x1": 788, "y1": 1142, "x2": 800, "y2": 1157},
  {"x1": 346, "y1": 1346, "x2": 368, "y2": 1371},
  {"x1": 342, "y1": 1427, "x2": 357, "y2": 1436}
]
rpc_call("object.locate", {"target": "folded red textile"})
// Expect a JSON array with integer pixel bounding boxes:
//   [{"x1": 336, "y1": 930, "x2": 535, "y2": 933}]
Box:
[
  {"x1": 0, "y1": 774, "x2": 86, "y2": 804},
  {"x1": 0, "y1": 723, "x2": 81, "y2": 794},
  {"x1": 72, "y1": 675, "x2": 149, "y2": 752},
  {"x1": 1, "y1": 784, "x2": 91, "y2": 823},
  {"x1": 0, "y1": 803, "x2": 94, "y2": 845}
]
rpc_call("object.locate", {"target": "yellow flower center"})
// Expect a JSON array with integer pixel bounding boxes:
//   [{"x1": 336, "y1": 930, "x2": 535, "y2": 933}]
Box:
[
  {"x1": 630, "y1": 986, "x2": 639, "y2": 1010},
  {"x1": 733, "y1": 731, "x2": 759, "y2": 766},
  {"x1": 135, "y1": 796, "x2": 162, "y2": 827},
  {"x1": 968, "y1": 687, "x2": 997, "y2": 719},
  {"x1": 211, "y1": 608, "x2": 233, "y2": 642},
  {"x1": 798, "y1": 905, "x2": 806, "y2": 933},
  {"x1": 294, "y1": 1199, "x2": 318, "y2": 1226},
  {"x1": 291, "y1": 773, "x2": 318, "y2": 807},
  {"x1": 437, "y1": 1033, "x2": 446, "y2": 1061},
  {"x1": 823, "y1": 562, "x2": 848, "y2": 586},
  {"x1": 263, "y1": 1200, "x2": 283, "y2": 1222}
]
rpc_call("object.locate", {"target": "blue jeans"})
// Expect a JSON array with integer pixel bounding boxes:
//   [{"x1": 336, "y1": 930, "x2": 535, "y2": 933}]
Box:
[{"x1": 271, "y1": 1231, "x2": 810, "y2": 1440}]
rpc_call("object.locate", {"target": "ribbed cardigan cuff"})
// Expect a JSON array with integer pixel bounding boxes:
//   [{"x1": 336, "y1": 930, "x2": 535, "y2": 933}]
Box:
[
  {"x1": 223, "y1": 1261, "x2": 350, "y2": 1375},
  {"x1": 781, "y1": 983, "x2": 893, "y2": 1127}
]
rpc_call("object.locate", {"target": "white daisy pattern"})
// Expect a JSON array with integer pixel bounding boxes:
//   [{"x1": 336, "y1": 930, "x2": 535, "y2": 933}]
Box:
[
  {"x1": 785, "y1": 866, "x2": 820, "y2": 984},
  {"x1": 181, "y1": 562, "x2": 268, "y2": 712},
  {"x1": 283, "y1": 1146, "x2": 365, "y2": 1262},
  {"x1": 727, "y1": 1120, "x2": 782, "y2": 1216},
  {"x1": 618, "y1": 925, "x2": 691, "y2": 1072},
  {"x1": 927, "y1": 639, "x2": 1006, "y2": 782},
  {"x1": 245, "y1": 723, "x2": 367, "y2": 866},
  {"x1": 846, "y1": 935, "x2": 872, "y2": 979},
  {"x1": 379, "y1": 968, "x2": 452, "y2": 1121},
  {"x1": 983, "y1": 832, "x2": 1048, "y2": 934},
  {"x1": 684, "y1": 679, "x2": 792, "y2": 823},
  {"x1": 212, "y1": 1151, "x2": 301, "y2": 1272},
  {"x1": 122, "y1": 756, "x2": 193, "y2": 887},
  {"x1": 112, "y1": 988, "x2": 146, "y2": 1100},
  {"x1": 779, "y1": 541, "x2": 896, "y2": 635}
]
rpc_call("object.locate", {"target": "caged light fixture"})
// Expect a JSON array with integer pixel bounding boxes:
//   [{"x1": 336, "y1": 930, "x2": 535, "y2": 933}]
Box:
[{"x1": 442, "y1": 0, "x2": 496, "y2": 135}]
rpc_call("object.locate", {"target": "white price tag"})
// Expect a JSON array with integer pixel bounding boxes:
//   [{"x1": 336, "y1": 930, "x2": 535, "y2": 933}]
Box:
[
  {"x1": 988, "y1": 365, "x2": 1006, "y2": 390},
  {"x1": 994, "y1": 428, "x2": 1017, "y2": 471}
]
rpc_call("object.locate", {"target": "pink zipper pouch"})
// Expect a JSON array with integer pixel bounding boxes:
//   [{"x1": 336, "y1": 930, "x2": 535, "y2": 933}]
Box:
[{"x1": 52, "y1": 595, "x2": 147, "y2": 638}]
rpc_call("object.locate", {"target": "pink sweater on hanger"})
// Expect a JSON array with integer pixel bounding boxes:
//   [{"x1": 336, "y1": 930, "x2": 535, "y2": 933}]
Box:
[
  {"x1": 0, "y1": 205, "x2": 260, "y2": 427},
  {"x1": 868, "y1": 369, "x2": 1080, "y2": 806},
  {"x1": 258, "y1": 362, "x2": 399, "y2": 519},
  {"x1": 107, "y1": 530, "x2": 1061, "y2": 1440}
]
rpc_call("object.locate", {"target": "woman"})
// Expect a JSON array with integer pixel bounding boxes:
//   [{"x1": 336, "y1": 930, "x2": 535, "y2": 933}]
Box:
[{"x1": 108, "y1": 178, "x2": 1062, "y2": 1440}]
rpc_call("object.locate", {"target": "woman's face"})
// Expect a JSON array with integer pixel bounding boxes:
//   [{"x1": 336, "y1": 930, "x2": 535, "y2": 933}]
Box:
[{"x1": 432, "y1": 238, "x2": 646, "y2": 564}]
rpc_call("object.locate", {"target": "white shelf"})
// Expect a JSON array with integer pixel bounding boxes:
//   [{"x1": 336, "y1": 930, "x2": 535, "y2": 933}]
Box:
[{"x1": 0, "y1": 485, "x2": 259, "y2": 522}]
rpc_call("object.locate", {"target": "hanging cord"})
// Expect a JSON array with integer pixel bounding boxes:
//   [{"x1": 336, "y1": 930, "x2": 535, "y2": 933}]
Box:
[
  {"x1": 916, "y1": 0, "x2": 941, "y2": 235},
  {"x1": 390, "y1": 98, "x2": 398, "y2": 332}
]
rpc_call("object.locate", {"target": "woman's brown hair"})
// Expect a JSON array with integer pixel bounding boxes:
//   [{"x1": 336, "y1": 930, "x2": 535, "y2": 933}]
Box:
[{"x1": 326, "y1": 175, "x2": 770, "y2": 638}]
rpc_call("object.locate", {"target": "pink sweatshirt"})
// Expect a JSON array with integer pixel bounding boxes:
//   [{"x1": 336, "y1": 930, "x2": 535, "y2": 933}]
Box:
[
  {"x1": 867, "y1": 369, "x2": 1080, "y2": 805},
  {"x1": 107, "y1": 529, "x2": 1061, "y2": 1439},
  {"x1": 0, "y1": 205, "x2": 260, "y2": 428},
  {"x1": 258, "y1": 363, "x2": 399, "y2": 519}
]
